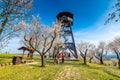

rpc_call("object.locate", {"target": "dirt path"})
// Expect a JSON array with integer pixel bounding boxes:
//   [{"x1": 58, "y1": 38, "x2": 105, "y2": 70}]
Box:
[
  {"x1": 26, "y1": 62, "x2": 39, "y2": 65},
  {"x1": 55, "y1": 66, "x2": 81, "y2": 80},
  {"x1": 22, "y1": 62, "x2": 39, "y2": 66}
]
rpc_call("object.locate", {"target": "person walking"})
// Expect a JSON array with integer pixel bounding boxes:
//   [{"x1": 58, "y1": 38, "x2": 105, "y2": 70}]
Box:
[{"x1": 61, "y1": 53, "x2": 65, "y2": 63}]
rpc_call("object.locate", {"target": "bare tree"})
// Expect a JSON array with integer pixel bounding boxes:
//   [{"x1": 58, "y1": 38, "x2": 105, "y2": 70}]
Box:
[
  {"x1": 95, "y1": 41, "x2": 108, "y2": 64},
  {"x1": 52, "y1": 38, "x2": 64, "y2": 63},
  {"x1": 87, "y1": 49, "x2": 95, "y2": 63},
  {"x1": 108, "y1": 37, "x2": 120, "y2": 68},
  {"x1": 77, "y1": 41, "x2": 94, "y2": 65},
  {"x1": 21, "y1": 16, "x2": 60, "y2": 67},
  {"x1": 0, "y1": 0, "x2": 33, "y2": 50}
]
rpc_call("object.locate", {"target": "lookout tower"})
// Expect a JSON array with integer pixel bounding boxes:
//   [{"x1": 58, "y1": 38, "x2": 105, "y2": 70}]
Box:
[{"x1": 56, "y1": 12, "x2": 78, "y2": 58}]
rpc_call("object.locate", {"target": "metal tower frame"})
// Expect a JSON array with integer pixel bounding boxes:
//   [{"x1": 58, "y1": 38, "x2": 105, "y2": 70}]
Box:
[{"x1": 56, "y1": 12, "x2": 78, "y2": 58}]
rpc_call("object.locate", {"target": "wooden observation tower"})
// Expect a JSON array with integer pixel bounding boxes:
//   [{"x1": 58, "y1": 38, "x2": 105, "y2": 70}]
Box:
[{"x1": 56, "y1": 12, "x2": 78, "y2": 58}]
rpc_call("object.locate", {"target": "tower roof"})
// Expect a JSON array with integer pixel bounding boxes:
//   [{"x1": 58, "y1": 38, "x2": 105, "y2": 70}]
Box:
[{"x1": 56, "y1": 12, "x2": 73, "y2": 18}]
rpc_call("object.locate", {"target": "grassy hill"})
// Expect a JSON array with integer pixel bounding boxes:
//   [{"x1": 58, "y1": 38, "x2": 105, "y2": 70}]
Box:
[{"x1": 0, "y1": 54, "x2": 120, "y2": 80}]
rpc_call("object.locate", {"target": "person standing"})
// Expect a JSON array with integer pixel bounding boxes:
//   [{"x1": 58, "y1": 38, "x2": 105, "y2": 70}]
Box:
[
  {"x1": 61, "y1": 53, "x2": 65, "y2": 63},
  {"x1": 68, "y1": 53, "x2": 71, "y2": 58},
  {"x1": 57, "y1": 53, "x2": 61, "y2": 64}
]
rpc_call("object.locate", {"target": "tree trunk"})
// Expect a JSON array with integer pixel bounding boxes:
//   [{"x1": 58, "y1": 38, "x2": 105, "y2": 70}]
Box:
[
  {"x1": 83, "y1": 56, "x2": 86, "y2": 65},
  {"x1": 89, "y1": 57, "x2": 93, "y2": 63},
  {"x1": 118, "y1": 59, "x2": 120, "y2": 69},
  {"x1": 53, "y1": 54, "x2": 57, "y2": 64},
  {"x1": 29, "y1": 51, "x2": 33, "y2": 59},
  {"x1": 22, "y1": 50, "x2": 25, "y2": 57},
  {"x1": 27, "y1": 51, "x2": 34, "y2": 59},
  {"x1": 114, "y1": 51, "x2": 120, "y2": 69},
  {"x1": 100, "y1": 56, "x2": 104, "y2": 64},
  {"x1": 41, "y1": 55, "x2": 46, "y2": 67},
  {"x1": 83, "y1": 49, "x2": 87, "y2": 65}
]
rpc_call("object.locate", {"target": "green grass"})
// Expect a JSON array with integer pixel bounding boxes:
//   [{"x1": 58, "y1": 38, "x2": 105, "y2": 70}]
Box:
[
  {"x1": 76, "y1": 63, "x2": 120, "y2": 80},
  {"x1": 0, "y1": 63, "x2": 64, "y2": 80},
  {"x1": 0, "y1": 53, "x2": 40, "y2": 64},
  {"x1": 0, "y1": 54, "x2": 120, "y2": 80},
  {"x1": 0, "y1": 54, "x2": 20, "y2": 58},
  {"x1": 0, "y1": 54, "x2": 20, "y2": 64}
]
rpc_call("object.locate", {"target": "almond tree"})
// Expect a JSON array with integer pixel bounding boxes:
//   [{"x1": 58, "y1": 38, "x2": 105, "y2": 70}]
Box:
[
  {"x1": 51, "y1": 36, "x2": 64, "y2": 63},
  {"x1": 77, "y1": 41, "x2": 94, "y2": 65},
  {"x1": 21, "y1": 16, "x2": 60, "y2": 67},
  {"x1": 0, "y1": 0, "x2": 33, "y2": 50},
  {"x1": 87, "y1": 49, "x2": 95, "y2": 63},
  {"x1": 108, "y1": 37, "x2": 120, "y2": 68},
  {"x1": 95, "y1": 41, "x2": 108, "y2": 64}
]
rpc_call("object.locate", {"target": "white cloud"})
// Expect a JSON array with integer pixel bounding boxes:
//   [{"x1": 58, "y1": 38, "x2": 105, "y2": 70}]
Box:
[
  {"x1": 73, "y1": 31, "x2": 88, "y2": 38},
  {"x1": 106, "y1": 23, "x2": 120, "y2": 36},
  {"x1": 74, "y1": 20, "x2": 120, "y2": 46}
]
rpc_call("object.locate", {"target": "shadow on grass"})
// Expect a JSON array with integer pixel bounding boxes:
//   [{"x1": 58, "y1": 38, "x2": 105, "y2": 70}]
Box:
[
  {"x1": 28, "y1": 59, "x2": 105, "y2": 70},
  {"x1": 46, "y1": 59, "x2": 92, "y2": 68},
  {"x1": 46, "y1": 59, "x2": 91, "y2": 66},
  {"x1": 104, "y1": 70, "x2": 120, "y2": 78},
  {"x1": 28, "y1": 64, "x2": 48, "y2": 68},
  {"x1": 67, "y1": 61, "x2": 106, "y2": 70}
]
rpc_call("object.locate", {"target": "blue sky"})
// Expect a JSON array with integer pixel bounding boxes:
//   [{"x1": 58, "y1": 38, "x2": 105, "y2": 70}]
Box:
[
  {"x1": 33, "y1": 0, "x2": 112, "y2": 30},
  {"x1": 2, "y1": 0, "x2": 120, "y2": 53}
]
